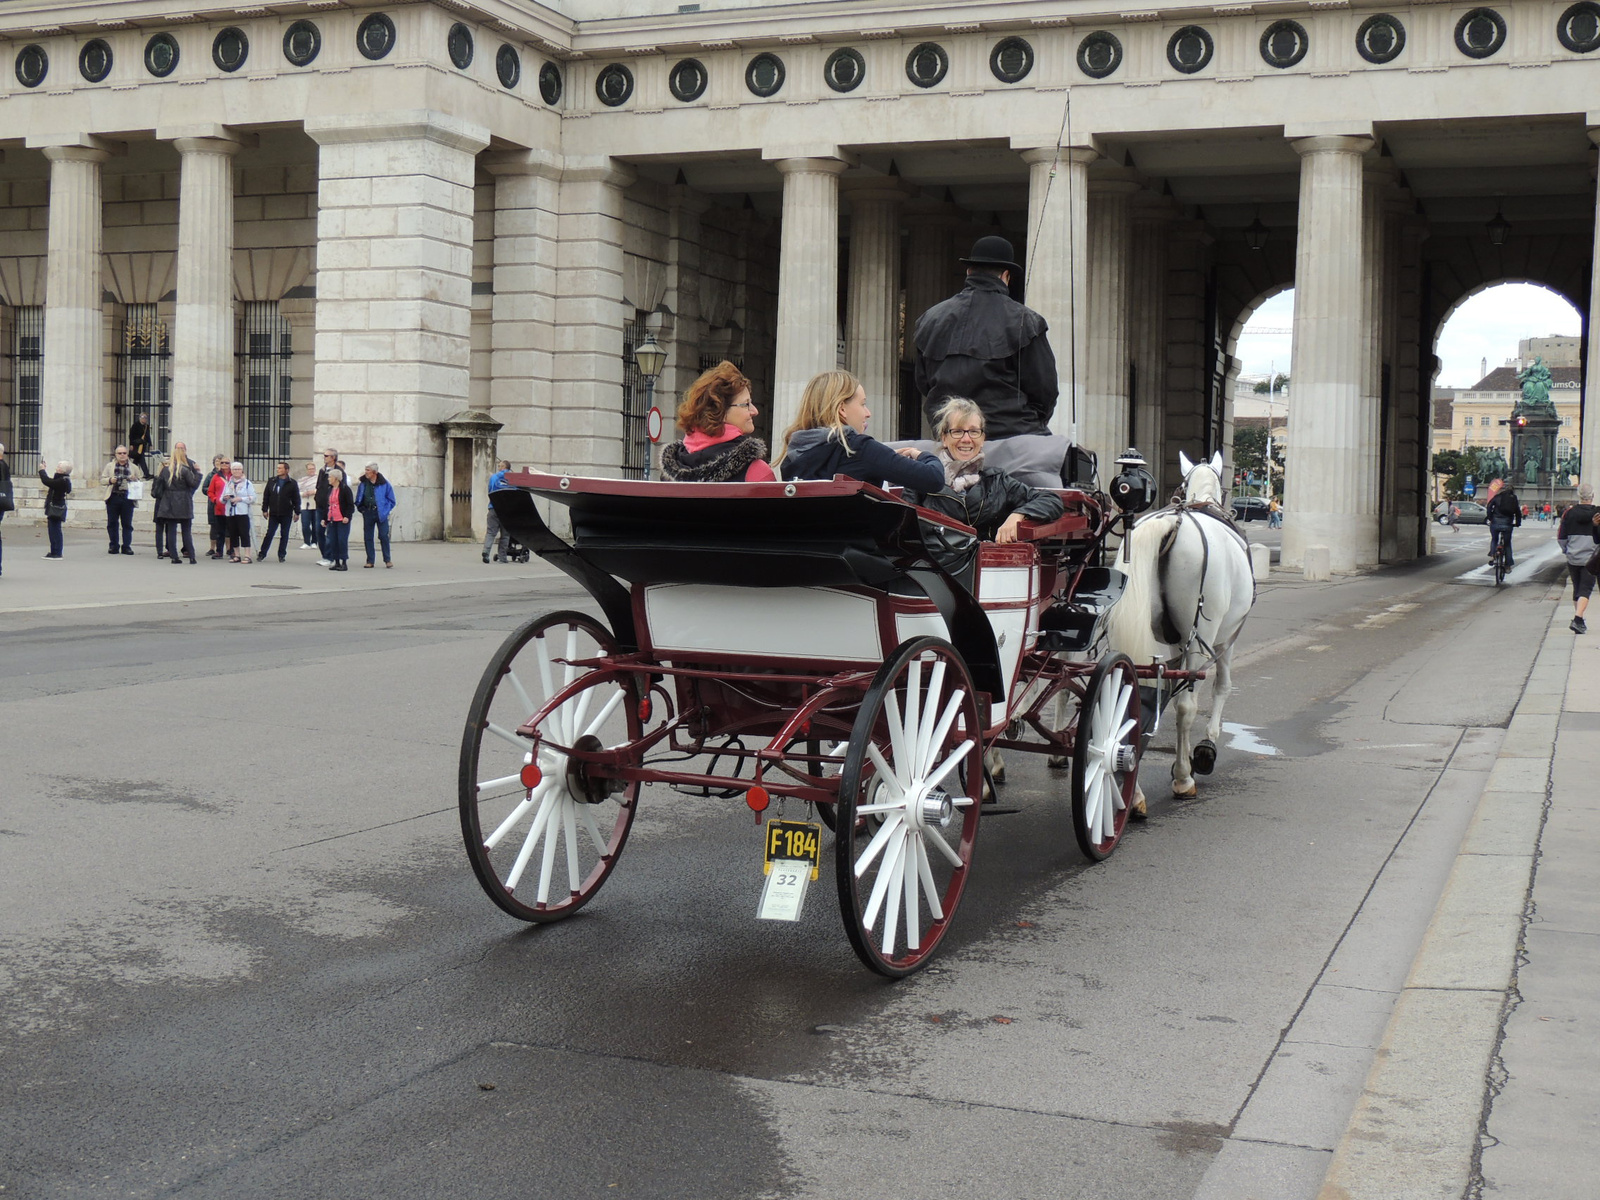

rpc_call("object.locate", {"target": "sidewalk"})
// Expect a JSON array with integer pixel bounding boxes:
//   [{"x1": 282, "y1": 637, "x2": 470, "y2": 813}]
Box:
[
  {"x1": 1318, "y1": 586, "x2": 1600, "y2": 1198},
  {"x1": 0, "y1": 524, "x2": 561, "y2": 615}
]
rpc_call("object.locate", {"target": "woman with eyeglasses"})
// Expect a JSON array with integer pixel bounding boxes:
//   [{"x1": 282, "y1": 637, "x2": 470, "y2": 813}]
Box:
[
  {"x1": 918, "y1": 397, "x2": 1062, "y2": 543},
  {"x1": 659, "y1": 361, "x2": 777, "y2": 483},
  {"x1": 776, "y1": 370, "x2": 944, "y2": 494}
]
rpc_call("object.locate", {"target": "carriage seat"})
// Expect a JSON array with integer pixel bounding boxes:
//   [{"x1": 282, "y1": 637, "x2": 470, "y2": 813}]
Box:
[{"x1": 882, "y1": 432, "x2": 1092, "y2": 491}]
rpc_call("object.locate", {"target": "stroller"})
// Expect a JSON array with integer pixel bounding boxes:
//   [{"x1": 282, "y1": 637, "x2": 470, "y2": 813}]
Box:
[{"x1": 497, "y1": 535, "x2": 531, "y2": 564}]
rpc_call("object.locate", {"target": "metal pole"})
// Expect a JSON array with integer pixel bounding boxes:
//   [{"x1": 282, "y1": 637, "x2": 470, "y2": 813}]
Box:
[{"x1": 643, "y1": 376, "x2": 655, "y2": 481}]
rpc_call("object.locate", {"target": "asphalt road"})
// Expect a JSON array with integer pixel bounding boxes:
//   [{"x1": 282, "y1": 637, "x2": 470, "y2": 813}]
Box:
[{"x1": 0, "y1": 523, "x2": 1567, "y2": 1199}]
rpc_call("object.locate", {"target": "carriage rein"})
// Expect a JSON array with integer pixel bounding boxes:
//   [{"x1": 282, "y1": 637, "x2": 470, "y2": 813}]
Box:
[{"x1": 1131, "y1": 488, "x2": 1253, "y2": 666}]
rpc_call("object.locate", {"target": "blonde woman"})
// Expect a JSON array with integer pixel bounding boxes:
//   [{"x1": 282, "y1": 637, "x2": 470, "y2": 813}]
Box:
[
  {"x1": 155, "y1": 442, "x2": 202, "y2": 564},
  {"x1": 776, "y1": 370, "x2": 943, "y2": 493}
]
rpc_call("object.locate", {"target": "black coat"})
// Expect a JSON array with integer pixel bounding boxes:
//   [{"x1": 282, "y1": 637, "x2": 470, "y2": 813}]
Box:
[
  {"x1": 1486, "y1": 490, "x2": 1523, "y2": 526},
  {"x1": 912, "y1": 272, "x2": 1059, "y2": 439},
  {"x1": 154, "y1": 461, "x2": 201, "y2": 521},
  {"x1": 326, "y1": 481, "x2": 355, "y2": 522},
  {"x1": 779, "y1": 428, "x2": 945, "y2": 494},
  {"x1": 919, "y1": 465, "x2": 1064, "y2": 539},
  {"x1": 38, "y1": 468, "x2": 72, "y2": 511},
  {"x1": 262, "y1": 475, "x2": 302, "y2": 519}
]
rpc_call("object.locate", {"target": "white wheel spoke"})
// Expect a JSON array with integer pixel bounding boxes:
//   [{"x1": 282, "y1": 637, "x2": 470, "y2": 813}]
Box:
[
  {"x1": 923, "y1": 738, "x2": 974, "y2": 793},
  {"x1": 923, "y1": 823, "x2": 963, "y2": 867},
  {"x1": 535, "y1": 795, "x2": 563, "y2": 904},
  {"x1": 569, "y1": 684, "x2": 595, "y2": 745},
  {"x1": 578, "y1": 801, "x2": 609, "y2": 856},
  {"x1": 914, "y1": 660, "x2": 947, "y2": 775},
  {"x1": 1083, "y1": 761, "x2": 1104, "y2": 835},
  {"x1": 583, "y1": 688, "x2": 624, "y2": 741},
  {"x1": 854, "y1": 802, "x2": 906, "y2": 815},
  {"x1": 865, "y1": 744, "x2": 906, "y2": 800},
  {"x1": 505, "y1": 792, "x2": 556, "y2": 891},
  {"x1": 915, "y1": 836, "x2": 944, "y2": 921},
  {"x1": 854, "y1": 810, "x2": 905, "y2": 877},
  {"x1": 486, "y1": 721, "x2": 531, "y2": 751},
  {"x1": 903, "y1": 833, "x2": 922, "y2": 951},
  {"x1": 904, "y1": 657, "x2": 924, "y2": 765},
  {"x1": 923, "y1": 688, "x2": 968, "y2": 782},
  {"x1": 535, "y1": 637, "x2": 556, "y2": 716},
  {"x1": 563, "y1": 627, "x2": 578, "y2": 690},
  {"x1": 863, "y1": 828, "x2": 907, "y2": 928},
  {"x1": 477, "y1": 772, "x2": 524, "y2": 797},
  {"x1": 506, "y1": 670, "x2": 537, "y2": 722},
  {"x1": 879, "y1": 833, "x2": 909, "y2": 954},
  {"x1": 884, "y1": 689, "x2": 910, "y2": 781},
  {"x1": 563, "y1": 798, "x2": 581, "y2": 895},
  {"x1": 485, "y1": 779, "x2": 549, "y2": 850}
]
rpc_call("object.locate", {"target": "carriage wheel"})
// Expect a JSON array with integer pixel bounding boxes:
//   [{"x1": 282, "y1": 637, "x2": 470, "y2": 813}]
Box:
[
  {"x1": 836, "y1": 638, "x2": 982, "y2": 978},
  {"x1": 1070, "y1": 653, "x2": 1142, "y2": 863},
  {"x1": 459, "y1": 611, "x2": 641, "y2": 922}
]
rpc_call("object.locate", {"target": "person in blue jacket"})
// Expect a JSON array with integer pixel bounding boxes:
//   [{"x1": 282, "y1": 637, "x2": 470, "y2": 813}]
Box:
[
  {"x1": 484, "y1": 459, "x2": 513, "y2": 563},
  {"x1": 355, "y1": 462, "x2": 398, "y2": 568},
  {"x1": 776, "y1": 370, "x2": 944, "y2": 494}
]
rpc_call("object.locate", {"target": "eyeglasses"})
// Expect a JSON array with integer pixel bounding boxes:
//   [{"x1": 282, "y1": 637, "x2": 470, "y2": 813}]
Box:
[
  {"x1": 946, "y1": 429, "x2": 985, "y2": 442},
  {"x1": 730, "y1": 401, "x2": 755, "y2": 410}
]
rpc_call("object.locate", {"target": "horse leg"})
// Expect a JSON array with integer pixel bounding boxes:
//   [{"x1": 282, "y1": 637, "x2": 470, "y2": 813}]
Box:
[
  {"x1": 1171, "y1": 682, "x2": 1199, "y2": 797},
  {"x1": 1047, "y1": 690, "x2": 1071, "y2": 769},
  {"x1": 987, "y1": 747, "x2": 1007, "y2": 785},
  {"x1": 1195, "y1": 643, "x2": 1235, "y2": 774}
]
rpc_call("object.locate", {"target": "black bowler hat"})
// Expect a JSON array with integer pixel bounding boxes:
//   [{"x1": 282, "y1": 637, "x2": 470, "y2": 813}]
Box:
[{"x1": 959, "y1": 234, "x2": 1023, "y2": 275}]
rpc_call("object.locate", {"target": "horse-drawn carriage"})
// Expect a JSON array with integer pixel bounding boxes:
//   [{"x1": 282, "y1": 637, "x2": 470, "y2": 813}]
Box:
[{"x1": 459, "y1": 468, "x2": 1209, "y2": 976}]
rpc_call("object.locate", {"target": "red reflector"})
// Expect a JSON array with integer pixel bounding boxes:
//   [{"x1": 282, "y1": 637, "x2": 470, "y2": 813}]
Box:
[
  {"x1": 638, "y1": 696, "x2": 652, "y2": 722},
  {"x1": 520, "y1": 763, "x2": 542, "y2": 789},
  {"x1": 746, "y1": 785, "x2": 770, "y2": 813}
]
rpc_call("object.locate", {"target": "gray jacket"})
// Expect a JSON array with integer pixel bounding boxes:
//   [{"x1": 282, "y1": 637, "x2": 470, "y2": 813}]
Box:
[{"x1": 154, "y1": 461, "x2": 201, "y2": 521}]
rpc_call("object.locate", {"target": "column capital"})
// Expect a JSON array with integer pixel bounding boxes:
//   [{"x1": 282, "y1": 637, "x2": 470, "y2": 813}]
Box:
[
  {"x1": 842, "y1": 180, "x2": 909, "y2": 206},
  {"x1": 1017, "y1": 144, "x2": 1099, "y2": 168},
  {"x1": 669, "y1": 183, "x2": 713, "y2": 216},
  {"x1": 559, "y1": 155, "x2": 636, "y2": 189},
  {"x1": 1088, "y1": 163, "x2": 1143, "y2": 197},
  {"x1": 768, "y1": 155, "x2": 852, "y2": 177},
  {"x1": 159, "y1": 124, "x2": 256, "y2": 151},
  {"x1": 1289, "y1": 132, "x2": 1376, "y2": 158},
  {"x1": 304, "y1": 109, "x2": 489, "y2": 155},
  {"x1": 30, "y1": 134, "x2": 123, "y2": 160},
  {"x1": 171, "y1": 136, "x2": 249, "y2": 158},
  {"x1": 482, "y1": 147, "x2": 563, "y2": 180},
  {"x1": 1131, "y1": 191, "x2": 1180, "y2": 224}
]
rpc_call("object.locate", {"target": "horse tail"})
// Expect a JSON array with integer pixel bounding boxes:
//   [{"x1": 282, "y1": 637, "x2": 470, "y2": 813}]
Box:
[{"x1": 1106, "y1": 513, "x2": 1177, "y2": 665}]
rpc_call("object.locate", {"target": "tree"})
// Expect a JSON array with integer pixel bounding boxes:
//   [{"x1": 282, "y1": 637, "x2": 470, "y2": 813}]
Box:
[
  {"x1": 1233, "y1": 424, "x2": 1283, "y2": 496},
  {"x1": 1253, "y1": 372, "x2": 1290, "y2": 394}
]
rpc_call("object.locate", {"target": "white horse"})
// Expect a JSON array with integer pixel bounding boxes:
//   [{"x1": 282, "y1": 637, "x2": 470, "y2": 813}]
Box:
[{"x1": 1105, "y1": 451, "x2": 1256, "y2": 798}]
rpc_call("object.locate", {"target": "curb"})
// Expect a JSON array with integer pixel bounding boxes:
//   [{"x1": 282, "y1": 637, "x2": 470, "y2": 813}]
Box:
[{"x1": 1316, "y1": 587, "x2": 1571, "y2": 1200}]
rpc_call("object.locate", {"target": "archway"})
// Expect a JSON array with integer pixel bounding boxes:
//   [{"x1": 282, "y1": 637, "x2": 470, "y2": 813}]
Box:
[{"x1": 1228, "y1": 287, "x2": 1294, "y2": 500}]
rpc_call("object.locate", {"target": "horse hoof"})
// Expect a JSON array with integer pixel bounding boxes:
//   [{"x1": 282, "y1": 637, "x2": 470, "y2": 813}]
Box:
[
  {"x1": 1047, "y1": 755, "x2": 1069, "y2": 770},
  {"x1": 993, "y1": 766, "x2": 1006, "y2": 785},
  {"x1": 1191, "y1": 739, "x2": 1217, "y2": 776},
  {"x1": 1172, "y1": 781, "x2": 1198, "y2": 798},
  {"x1": 1131, "y1": 794, "x2": 1149, "y2": 821}
]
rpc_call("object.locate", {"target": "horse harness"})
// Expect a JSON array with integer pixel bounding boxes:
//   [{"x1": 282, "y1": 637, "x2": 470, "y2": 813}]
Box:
[{"x1": 1146, "y1": 497, "x2": 1253, "y2": 664}]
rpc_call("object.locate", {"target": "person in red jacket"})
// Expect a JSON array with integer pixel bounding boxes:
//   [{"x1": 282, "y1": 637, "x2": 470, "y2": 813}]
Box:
[{"x1": 205, "y1": 455, "x2": 231, "y2": 560}]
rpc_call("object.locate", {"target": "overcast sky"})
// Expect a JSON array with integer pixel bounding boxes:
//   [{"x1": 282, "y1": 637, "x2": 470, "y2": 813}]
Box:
[{"x1": 1235, "y1": 283, "x2": 1583, "y2": 390}]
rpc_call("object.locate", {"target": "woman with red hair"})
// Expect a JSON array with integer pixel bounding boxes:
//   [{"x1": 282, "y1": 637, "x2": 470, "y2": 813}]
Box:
[{"x1": 659, "y1": 361, "x2": 776, "y2": 483}]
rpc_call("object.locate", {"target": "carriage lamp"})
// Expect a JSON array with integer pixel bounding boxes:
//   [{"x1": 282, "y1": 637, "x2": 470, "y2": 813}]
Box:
[
  {"x1": 1109, "y1": 448, "x2": 1157, "y2": 514},
  {"x1": 633, "y1": 334, "x2": 668, "y2": 481}
]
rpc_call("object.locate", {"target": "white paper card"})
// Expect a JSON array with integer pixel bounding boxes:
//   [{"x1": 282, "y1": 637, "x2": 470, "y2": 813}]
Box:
[{"x1": 757, "y1": 859, "x2": 811, "y2": 922}]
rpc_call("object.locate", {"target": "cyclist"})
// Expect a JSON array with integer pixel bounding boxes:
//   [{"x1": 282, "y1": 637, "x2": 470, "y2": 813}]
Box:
[{"x1": 1484, "y1": 477, "x2": 1522, "y2": 571}]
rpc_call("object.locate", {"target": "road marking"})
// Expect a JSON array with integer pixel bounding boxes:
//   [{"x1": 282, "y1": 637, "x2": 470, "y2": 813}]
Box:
[{"x1": 1454, "y1": 540, "x2": 1562, "y2": 587}]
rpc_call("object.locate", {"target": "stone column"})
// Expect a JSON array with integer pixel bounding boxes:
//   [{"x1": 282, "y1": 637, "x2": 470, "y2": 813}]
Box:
[
  {"x1": 1583, "y1": 127, "x2": 1600, "y2": 499},
  {"x1": 1130, "y1": 195, "x2": 1172, "y2": 468},
  {"x1": 306, "y1": 111, "x2": 489, "y2": 541},
  {"x1": 1163, "y1": 221, "x2": 1213, "y2": 495},
  {"x1": 769, "y1": 156, "x2": 848, "y2": 438},
  {"x1": 903, "y1": 199, "x2": 958, "y2": 336},
  {"x1": 666, "y1": 184, "x2": 711, "y2": 405},
  {"x1": 1393, "y1": 215, "x2": 1429, "y2": 559},
  {"x1": 1021, "y1": 146, "x2": 1095, "y2": 441},
  {"x1": 1282, "y1": 132, "x2": 1376, "y2": 574},
  {"x1": 485, "y1": 148, "x2": 562, "y2": 477},
  {"x1": 553, "y1": 158, "x2": 636, "y2": 475},
  {"x1": 1359, "y1": 166, "x2": 1391, "y2": 565},
  {"x1": 844, "y1": 184, "x2": 904, "y2": 422},
  {"x1": 38, "y1": 141, "x2": 110, "y2": 482},
  {"x1": 1083, "y1": 171, "x2": 1138, "y2": 467},
  {"x1": 170, "y1": 133, "x2": 244, "y2": 466}
]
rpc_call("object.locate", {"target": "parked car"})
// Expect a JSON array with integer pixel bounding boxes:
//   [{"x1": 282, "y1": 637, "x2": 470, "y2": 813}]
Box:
[
  {"x1": 1231, "y1": 496, "x2": 1272, "y2": 522},
  {"x1": 1434, "y1": 500, "x2": 1488, "y2": 525}
]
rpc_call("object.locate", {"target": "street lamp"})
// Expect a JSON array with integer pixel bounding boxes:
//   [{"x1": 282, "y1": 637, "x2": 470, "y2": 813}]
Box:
[
  {"x1": 632, "y1": 333, "x2": 667, "y2": 480},
  {"x1": 1245, "y1": 209, "x2": 1269, "y2": 252},
  {"x1": 1485, "y1": 205, "x2": 1512, "y2": 247}
]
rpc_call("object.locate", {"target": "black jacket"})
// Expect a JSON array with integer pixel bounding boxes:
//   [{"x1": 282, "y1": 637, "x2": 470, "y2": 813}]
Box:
[
  {"x1": 128, "y1": 421, "x2": 151, "y2": 457},
  {"x1": 262, "y1": 475, "x2": 301, "y2": 519},
  {"x1": 315, "y1": 466, "x2": 334, "y2": 511},
  {"x1": 779, "y1": 428, "x2": 945, "y2": 494},
  {"x1": 1486, "y1": 490, "x2": 1523, "y2": 526},
  {"x1": 154, "y1": 461, "x2": 201, "y2": 521},
  {"x1": 912, "y1": 272, "x2": 1059, "y2": 439},
  {"x1": 919, "y1": 466, "x2": 1065, "y2": 540},
  {"x1": 38, "y1": 468, "x2": 72, "y2": 509},
  {"x1": 326, "y1": 481, "x2": 355, "y2": 521}
]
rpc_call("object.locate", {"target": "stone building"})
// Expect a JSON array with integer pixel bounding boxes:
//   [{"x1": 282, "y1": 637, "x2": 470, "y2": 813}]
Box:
[
  {"x1": 1445, "y1": 364, "x2": 1582, "y2": 463},
  {"x1": 2, "y1": 0, "x2": 1598, "y2": 569}
]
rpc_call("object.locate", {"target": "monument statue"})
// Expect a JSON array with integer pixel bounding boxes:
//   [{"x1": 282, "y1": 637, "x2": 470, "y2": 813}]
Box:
[
  {"x1": 1522, "y1": 437, "x2": 1542, "y2": 485},
  {"x1": 1481, "y1": 448, "x2": 1510, "y2": 484},
  {"x1": 1514, "y1": 357, "x2": 1559, "y2": 419}
]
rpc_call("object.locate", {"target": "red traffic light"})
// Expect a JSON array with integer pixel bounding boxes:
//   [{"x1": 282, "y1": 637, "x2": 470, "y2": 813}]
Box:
[{"x1": 1514, "y1": 415, "x2": 1527, "y2": 427}]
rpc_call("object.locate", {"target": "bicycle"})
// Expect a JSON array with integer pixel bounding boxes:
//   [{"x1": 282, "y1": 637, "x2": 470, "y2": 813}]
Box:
[{"x1": 1490, "y1": 537, "x2": 1509, "y2": 587}]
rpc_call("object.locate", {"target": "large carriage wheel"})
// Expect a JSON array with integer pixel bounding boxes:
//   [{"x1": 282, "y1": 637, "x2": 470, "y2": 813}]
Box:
[
  {"x1": 836, "y1": 637, "x2": 982, "y2": 978},
  {"x1": 1070, "y1": 653, "x2": 1142, "y2": 862},
  {"x1": 459, "y1": 611, "x2": 641, "y2": 922}
]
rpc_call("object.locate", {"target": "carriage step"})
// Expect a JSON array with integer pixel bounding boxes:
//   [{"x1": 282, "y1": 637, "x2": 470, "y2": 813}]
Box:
[{"x1": 979, "y1": 806, "x2": 1022, "y2": 815}]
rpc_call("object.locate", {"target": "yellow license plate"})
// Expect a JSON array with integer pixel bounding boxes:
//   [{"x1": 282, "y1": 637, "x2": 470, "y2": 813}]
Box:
[{"x1": 764, "y1": 819, "x2": 821, "y2": 880}]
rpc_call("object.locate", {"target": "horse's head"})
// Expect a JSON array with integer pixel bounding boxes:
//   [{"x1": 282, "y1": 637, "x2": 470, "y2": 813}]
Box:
[{"x1": 1177, "y1": 450, "x2": 1226, "y2": 505}]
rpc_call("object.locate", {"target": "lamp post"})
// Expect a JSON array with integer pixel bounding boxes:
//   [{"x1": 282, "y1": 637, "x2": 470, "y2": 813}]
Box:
[{"x1": 632, "y1": 333, "x2": 667, "y2": 481}]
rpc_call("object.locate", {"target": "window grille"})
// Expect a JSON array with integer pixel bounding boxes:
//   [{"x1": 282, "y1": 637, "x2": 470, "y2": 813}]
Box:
[
  {"x1": 113, "y1": 304, "x2": 172, "y2": 460},
  {"x1": 4, "y1": 306, "x2": 43, "y2": 474},
  {"x1": 235, "y1": 302, "x2": 293, "y2": 481},
  {"x1": 620, "y1": 322, "x2": 650, "y2": 480}
]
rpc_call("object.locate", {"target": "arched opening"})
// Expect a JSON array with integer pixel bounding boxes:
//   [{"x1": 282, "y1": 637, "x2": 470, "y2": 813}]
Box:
[
  {"x1": 1228, "y1": 287, "x2": 1294, "y2": 501},
  {"x1": 1430, "y1": 281, "x2": 1583, "y2": 505}
]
